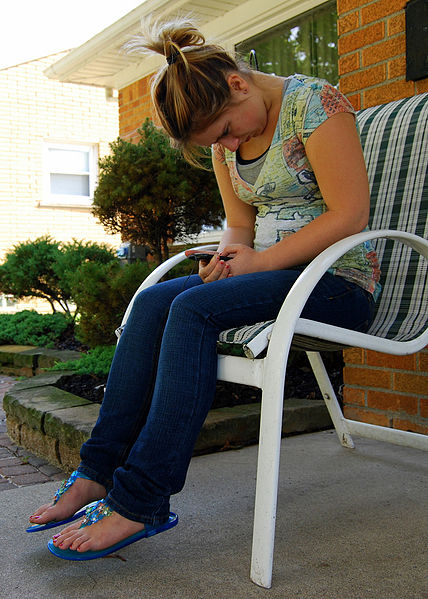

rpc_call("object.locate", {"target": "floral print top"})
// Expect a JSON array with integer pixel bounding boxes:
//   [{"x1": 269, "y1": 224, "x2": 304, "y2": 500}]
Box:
[{"x1": 213, "y1": 74, "x2": 381, "y2": 299}]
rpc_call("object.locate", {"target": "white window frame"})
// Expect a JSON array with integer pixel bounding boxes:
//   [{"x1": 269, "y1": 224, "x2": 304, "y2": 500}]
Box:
[{"x1": 42, "y1": 142, "x2": 98, "y2": 207}]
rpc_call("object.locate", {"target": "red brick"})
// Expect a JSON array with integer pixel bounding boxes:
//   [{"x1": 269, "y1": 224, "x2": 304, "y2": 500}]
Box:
[
  {"x1": 361, "y1": 0, "x2": 406, "y2": 25},
  {"x1": 343, "y1": 347, "x2": 365, "y2": 365},
  {"x1": 366, "y1": 350, "x2": 416, "y2": 370},
  {"x1": 338, "y1": 12, "x2": 360, "y2": 35},
  {"x1": 137, "y1": 77, "x2": 149, "y2": 96},
  {"x1": 362, "y1": 35, "x2": 406, "y2": 67},
  {"x1": 338, "y1": 22, "x2": 385, "y2": 55},
  {"x1": 392, "y1": 418, "x2": 428, "y2": 435},
  {"x1": 416, "y1": 78, "x2": 428, "y2": 94},
  {"x1": 420, "y1": 351, "x2": 428, "y2": 372},
  {"x1": 393, "y1": 373, "x2": 428, "y2": 395},
  {"x1": 367, "y1": 390, "x2": 418, "y2": 414},
  {"x1": 363, "y1": 79, "x2": 415, "y2": 106},
  {"x1": 343, "y1": 387, "x2": 366, "y2": 406},
  {"x1": 343, "y1": 366, "x2": 392, "y2": 388},
  {"x1": 343, "y1": 406, "x2": 391, "y2": 426},
  {"x1": 339, "y1": 52, "x2": 360, "y2": 76},
  {"x1": 337, "y1": 0, "x2": 364, "y2": 14},
  {"x1": 340, "y1": 64, "x2": 387, "y2": 95},
  {"x1": 346, "y1": 93, "x2": 362, "y2": 110},
  {"x1": 420, "y1": 399, "x2": 428, "y2": 419},
  {"x1": 388, "y1": 13, "x2": 405, "y2": 35},
  {"x1": 388, "y1": 56, "x2": 406, "y2": 79}
]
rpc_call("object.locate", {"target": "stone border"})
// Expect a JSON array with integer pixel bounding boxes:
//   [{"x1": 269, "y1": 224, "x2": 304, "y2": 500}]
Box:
[
  {"x1": 1, "y1": 346, "x2": 333, "y2": 474},
  {"x1": 0, "y1": 344, "x2": 81, "y2": 377},
  {"x1": 4, "y1": 372, "x2": 332, "y2": 474}
]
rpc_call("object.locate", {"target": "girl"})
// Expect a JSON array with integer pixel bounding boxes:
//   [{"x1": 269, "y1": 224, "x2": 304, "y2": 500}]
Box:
[{"x1": 28, "y1": 18, "x2": 379, "y2": 560}]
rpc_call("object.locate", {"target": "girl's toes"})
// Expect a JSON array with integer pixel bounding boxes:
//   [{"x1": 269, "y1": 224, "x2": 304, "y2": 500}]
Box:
[
  {"x1": 71, "y1": 534, "x2": 90, "y2": 552},
  {"x1": 59, "y1": 520, "x2": 83, "y2": 535},
  {"x1": 29, "y1": 503, "x2": 52, "y2": 523},
  {"x1": 53, "y1": 530, "x2": 80, "y2": 549}
]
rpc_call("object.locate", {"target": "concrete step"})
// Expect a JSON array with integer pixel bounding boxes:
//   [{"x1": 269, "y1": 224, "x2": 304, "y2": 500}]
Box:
[{"x1": 3, "y1": 370, "x2": 332, "y2": 473}]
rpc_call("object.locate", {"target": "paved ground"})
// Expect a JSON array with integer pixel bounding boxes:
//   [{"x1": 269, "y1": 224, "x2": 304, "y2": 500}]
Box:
[
  {"x1": 0, "y1": 375, "x2": 65, "y2": 491},
  {"x1": 1, "y1": 374, "x2": 427, "y2": 598},
  {"x1": 1, "y1": 429, "x2": 427, "y2": 599}
]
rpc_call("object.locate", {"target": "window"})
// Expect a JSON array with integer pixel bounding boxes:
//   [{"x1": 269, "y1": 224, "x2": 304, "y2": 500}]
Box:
[
  {"x1": 236, "y1": 0, "x2": 338, "y2": 85},
  {"x1": 42, "y1": 143, "x2": 98, "y2": 207},
  {"x1": 0, "y1": 294, "x2": 18, "y2": 312}
]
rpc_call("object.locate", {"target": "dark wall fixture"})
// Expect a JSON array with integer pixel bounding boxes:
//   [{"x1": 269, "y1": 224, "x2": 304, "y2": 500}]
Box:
[{"x1": 406, "y1": 0, "x2": 428, "y2": 81}]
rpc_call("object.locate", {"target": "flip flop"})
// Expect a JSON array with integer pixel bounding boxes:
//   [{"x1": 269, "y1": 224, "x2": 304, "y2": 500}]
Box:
[
  {"x1": 26, "y1": 470, "x2": 94, "y2": 533},
  {"x1": 47, "y1": 500, "x2": 178, "y2": 561}
]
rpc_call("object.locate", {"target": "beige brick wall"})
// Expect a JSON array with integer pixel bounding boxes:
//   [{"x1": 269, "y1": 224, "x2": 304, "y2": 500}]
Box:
[{"x1": 0, "y1": 52, "x2": 122, "y2": 308}]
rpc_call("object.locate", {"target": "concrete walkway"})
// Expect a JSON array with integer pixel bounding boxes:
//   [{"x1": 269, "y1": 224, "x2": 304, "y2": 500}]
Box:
[{"x1": 0, "y1": 429, "x2": 427, "y2": 599}]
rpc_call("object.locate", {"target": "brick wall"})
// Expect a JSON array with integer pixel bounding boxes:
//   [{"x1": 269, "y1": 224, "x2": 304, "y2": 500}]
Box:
[
  {"x1": 337, "y1": 0, "x2": 428, "y2": 434},
  {"x1": 337, "y1": 0, "x2": 428, "y2": 109},
  {"x1": 0, "y1": 52, "x2": 122, "y2": 313},
  {"x1": 119, "y1": 76, "x2": 154, "y2": 141},
  {"x1": 343, "y1": 348, "x2": 428, "y2": 434}
]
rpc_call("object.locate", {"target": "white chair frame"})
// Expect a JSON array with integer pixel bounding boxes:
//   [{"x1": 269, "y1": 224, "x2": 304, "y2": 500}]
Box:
[{"x1": 119, "y1": 229, "x2": 428, "y2": 588}]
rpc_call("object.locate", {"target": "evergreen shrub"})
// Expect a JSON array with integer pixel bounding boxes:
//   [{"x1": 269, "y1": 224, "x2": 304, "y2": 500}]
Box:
[
  {"x1": 70, "y1": 260, "x2": 155, "y2": 347},
  {"x1": 50, "y1": 345, "x2": 115, "y2": 378},
  {"x1": 0, "y1": 236, "x2": 116, "y2": 318},
  {"x1": 0, "y1": 311, "x2": 70, "y2": 348}
]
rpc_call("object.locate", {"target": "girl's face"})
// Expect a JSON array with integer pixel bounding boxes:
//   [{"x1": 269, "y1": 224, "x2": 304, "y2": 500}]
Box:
[{"x1": 190, "y1": 74, "x2": 268, "y2": 152}]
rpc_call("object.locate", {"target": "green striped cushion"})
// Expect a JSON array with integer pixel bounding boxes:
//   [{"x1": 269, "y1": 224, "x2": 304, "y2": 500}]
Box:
[
  {"x1": 359, "y1": 93, "x2": 428, "y2": 341},
  {"x1": 217, "y1": 321, "x2": 274, "y2": 358},
  {"x1": 217, "y1": 93, "x2": 428, "y2": 358}
]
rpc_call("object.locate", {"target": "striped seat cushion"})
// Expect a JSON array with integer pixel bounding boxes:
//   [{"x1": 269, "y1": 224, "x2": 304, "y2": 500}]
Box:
[{"x1": 217, "y1": 93, "x2": 428, "y2": 358}]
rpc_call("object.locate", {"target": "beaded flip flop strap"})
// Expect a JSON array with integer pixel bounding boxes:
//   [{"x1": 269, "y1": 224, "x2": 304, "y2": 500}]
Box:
[
  {"x1": 53, "y1": 470, "x2": 90, "y2": 505},
  {"x1": 81, "y1": 499, "x2": 113, "y2": 528}
]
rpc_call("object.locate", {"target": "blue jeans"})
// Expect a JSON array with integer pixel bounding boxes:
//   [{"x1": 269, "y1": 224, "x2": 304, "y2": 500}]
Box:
[{"x1": 79, "y1": 270, "x2": 374, "y2": 525}]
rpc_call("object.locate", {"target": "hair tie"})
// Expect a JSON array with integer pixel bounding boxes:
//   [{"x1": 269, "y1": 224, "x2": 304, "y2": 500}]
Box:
[{"x1": 166, "y1": 50, "x2": 179, "y2": 66}]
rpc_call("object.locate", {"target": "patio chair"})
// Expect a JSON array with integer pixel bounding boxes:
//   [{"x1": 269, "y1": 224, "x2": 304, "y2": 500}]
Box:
[{"x1": 117, "y1": 92, "x2": 428, "y2": 588}]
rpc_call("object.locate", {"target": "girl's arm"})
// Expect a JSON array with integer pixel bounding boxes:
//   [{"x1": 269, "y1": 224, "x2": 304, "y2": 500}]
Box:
[
  {"x1": 198, "y1": 153, "x2": 256, "y2": 282},
  {"x1": 221, "y1": 112, "x2": 370, "y2": 275},
  {"x1": 215, "y1": 155, "x2": 256, "y2": 249}
]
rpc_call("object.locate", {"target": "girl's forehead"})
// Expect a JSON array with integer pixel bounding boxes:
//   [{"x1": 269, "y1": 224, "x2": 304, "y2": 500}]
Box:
[{"x1": 191, "y1": 114, "x2": 227, "y2": 146}]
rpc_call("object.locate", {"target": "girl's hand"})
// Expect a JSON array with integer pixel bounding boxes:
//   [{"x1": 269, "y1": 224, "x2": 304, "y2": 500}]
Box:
[
  {"x1": 219, "y1": 244, "x2": 263, "y2": 276},
  {"x1": 198, "y1": 253, "x2": 231, "y2": 283}
]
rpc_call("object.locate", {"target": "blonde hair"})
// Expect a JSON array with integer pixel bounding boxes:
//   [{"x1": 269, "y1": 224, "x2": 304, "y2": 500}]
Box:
[{"x1": 125, "y1": 18, "x2": 250, "y2": 166}]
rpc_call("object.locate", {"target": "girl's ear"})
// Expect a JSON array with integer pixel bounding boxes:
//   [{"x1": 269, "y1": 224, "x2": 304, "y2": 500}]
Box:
[{"x1": 226, "y1": 73, "x2": 249, "y2": 96}]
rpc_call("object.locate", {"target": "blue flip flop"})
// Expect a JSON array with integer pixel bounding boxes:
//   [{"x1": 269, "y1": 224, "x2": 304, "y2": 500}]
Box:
[
  {"x1": 47, "y1": 500, "x2": 178, "y2": 561},
  {"x1": 26, "y1": 470, "x2": 95, "y2": 533}
]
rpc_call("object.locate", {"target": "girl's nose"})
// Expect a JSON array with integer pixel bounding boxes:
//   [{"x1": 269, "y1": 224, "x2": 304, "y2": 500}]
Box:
[{"x1": 222, "y1": 136, "x2": 240, "y2": 152}]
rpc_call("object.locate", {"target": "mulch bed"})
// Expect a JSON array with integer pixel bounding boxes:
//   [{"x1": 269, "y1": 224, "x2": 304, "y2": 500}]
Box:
[{"x1": 54, "y1": 350, "x2": 343, "y2": 409}]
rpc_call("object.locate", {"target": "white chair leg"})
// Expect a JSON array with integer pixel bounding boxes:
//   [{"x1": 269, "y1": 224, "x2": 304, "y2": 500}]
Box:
[
  {"x1": 306, "y1": 351, "x2": 354, "y2": 449},
  {"x1": 250, "y1": 378, "x2": 285, "y2": 588}
]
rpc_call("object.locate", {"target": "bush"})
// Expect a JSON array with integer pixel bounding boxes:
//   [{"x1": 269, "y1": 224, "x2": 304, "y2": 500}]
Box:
[
  {"x1": 0, "y1": 236, "x2": 117, "y2": 318},
  {"x1": 0, "y1": 311, "x2": 71, "y2": 348},
  {"x1": 70, "y1": 260, "x2": 155, "y2": 347},
  {"x1": 50, "y1": 345, "x2": 115, "y2": 378},
  {"x1": 93, "y1": 119, "x2": 224, "y2": 262}
]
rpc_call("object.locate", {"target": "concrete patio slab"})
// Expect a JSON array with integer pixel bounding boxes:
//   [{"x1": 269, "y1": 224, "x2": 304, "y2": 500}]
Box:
[{"x1": 0, "y1": 430, "x2": 426, "y2": 599}]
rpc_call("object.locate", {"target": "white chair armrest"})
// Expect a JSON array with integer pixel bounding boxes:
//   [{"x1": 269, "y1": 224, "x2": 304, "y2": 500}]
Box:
[{"x1": 268, "y1": 229, "x2": 428, "y2": 365}]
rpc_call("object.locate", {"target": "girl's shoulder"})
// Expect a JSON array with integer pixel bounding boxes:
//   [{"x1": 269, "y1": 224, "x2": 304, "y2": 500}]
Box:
[
  {"x1": 283, "y1": 74, "x2": 340, "y2": 103},
  {"x1": 279, "y1": 74, "x2": 355, "y2": 137}
]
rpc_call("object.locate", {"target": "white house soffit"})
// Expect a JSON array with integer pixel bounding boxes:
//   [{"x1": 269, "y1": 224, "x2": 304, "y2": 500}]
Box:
[
  {"x1": 45, "y1": 0, "x2": 325, "y2": 89},
  {"x1": 45, "y1": 0, "x2": 245, "y2": 87}
]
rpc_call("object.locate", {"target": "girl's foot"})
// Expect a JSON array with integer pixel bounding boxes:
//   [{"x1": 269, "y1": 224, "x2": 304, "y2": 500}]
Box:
[
  {"x1": 29, "y1": 477, "x2": 106, "y2": 526},
  {"x1": 52, "y1": 510, "x2": 144, "y2": 553}
]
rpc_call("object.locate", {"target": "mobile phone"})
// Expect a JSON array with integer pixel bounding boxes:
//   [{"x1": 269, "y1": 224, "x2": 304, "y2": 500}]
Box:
[{"x1": 185, "y1": 249, "x2": 232, "y2": 261}]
